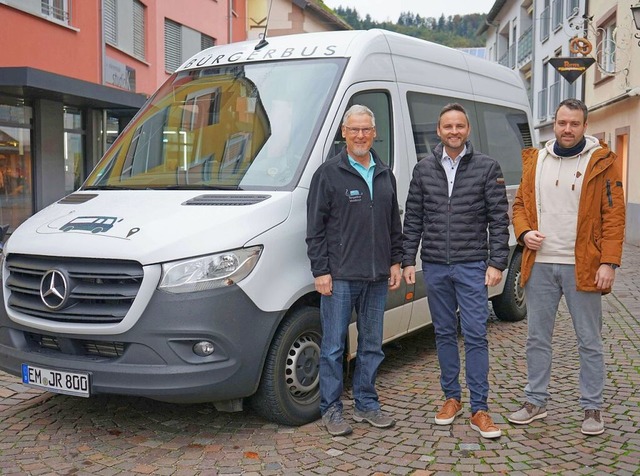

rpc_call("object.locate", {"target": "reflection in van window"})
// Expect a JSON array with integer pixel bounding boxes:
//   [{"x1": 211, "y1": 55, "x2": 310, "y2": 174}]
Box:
[
  {"x1": 407, "y1": 92, "x2": 530, "y2": 186},
  {"x1": 329, "y1": 91, "x2": 392, "y2": 167},
  {"x1": 85, "y1": 59, "x2": 346, "y2": 191}
]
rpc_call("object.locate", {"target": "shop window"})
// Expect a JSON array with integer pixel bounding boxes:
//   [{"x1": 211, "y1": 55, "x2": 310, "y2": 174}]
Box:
[
  {"x1": 64, "y1": 108, "x2": 85, "y2": 193},
  {"x1": 0, "y1": 101, "x2": 34, "y2": 232}
]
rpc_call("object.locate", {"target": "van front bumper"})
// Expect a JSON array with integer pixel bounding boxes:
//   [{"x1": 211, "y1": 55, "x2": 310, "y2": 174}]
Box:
[{"x1": 0, "y1": 285, "x2": 282, "y2": 403}]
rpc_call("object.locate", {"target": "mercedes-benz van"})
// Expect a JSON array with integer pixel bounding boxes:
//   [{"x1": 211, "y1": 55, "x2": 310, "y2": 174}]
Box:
[{"x1": 0, "y1": 29, "x2": 532, "y2": 425}]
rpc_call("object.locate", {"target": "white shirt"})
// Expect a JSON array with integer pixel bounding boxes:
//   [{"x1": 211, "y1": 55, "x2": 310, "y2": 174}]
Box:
[{"x1": 441, "y1": 146, "x2": 466, "y2": 197}]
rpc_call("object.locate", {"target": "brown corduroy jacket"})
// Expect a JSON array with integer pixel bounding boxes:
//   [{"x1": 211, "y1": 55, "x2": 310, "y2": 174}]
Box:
[{"x1": 512, "y1": 141, "x2": 626, "y2": 292}]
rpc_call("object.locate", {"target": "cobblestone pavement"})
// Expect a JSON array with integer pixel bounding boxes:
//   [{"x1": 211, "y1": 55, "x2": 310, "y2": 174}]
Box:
[{"x1": 1, "y1": 245, "x2": 639, "y2": 475}]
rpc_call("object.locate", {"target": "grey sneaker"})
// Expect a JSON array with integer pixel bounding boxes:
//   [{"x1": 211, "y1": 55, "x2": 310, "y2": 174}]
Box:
[
  {"x1": 353, "y1": 408, "x2": 395, "y2": 428},
  {"x1": 581, "y1": 409, "x2": 604, "y2": 436},
  {"x1": 321, "y1": 407, "x2": 352, "y2": 436},
  {"x1": 508, "y1": 402, "x2": 548, "y2": 425}
]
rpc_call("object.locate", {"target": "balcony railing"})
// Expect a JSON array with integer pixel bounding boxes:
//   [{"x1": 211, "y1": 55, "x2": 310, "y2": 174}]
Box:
[
  {"x1": 540, "y1": 7, "x2": 550, "y2": 41},
  {"x1": 41, "y1": 0, "x2": 71, "y2": 24},
  {"x1": 517, "y1": 26, "x2": 533, "y2": 65},
  {"x1": 550, "y1": 81, "x2": 561, "y2": 112},
  {"x1": 537, "y1": 88, "x2": 548, "y2": 120},
  {"x1": 566, "y1": 0, "x2": 579, "y2": 18},
  {"x1": 552, "y1": 0, "x2": 563, "y2": 30},
  {"x1": 499, "y1": 45, "x2": 517, "y2": 69}
]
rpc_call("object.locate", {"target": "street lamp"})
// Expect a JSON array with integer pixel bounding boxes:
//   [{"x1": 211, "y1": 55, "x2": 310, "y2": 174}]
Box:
[{"x1": 632, "y1": 3, "x2": 640, "y2": 45}]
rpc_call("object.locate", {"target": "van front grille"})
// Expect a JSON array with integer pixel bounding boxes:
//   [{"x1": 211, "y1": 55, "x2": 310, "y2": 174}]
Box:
[
  {"x1": 25, "y1": 332, "x2": 126, "y2": 358},
  {"x1": 5, "y1": 254, "x2": 143, "y2": 324}
]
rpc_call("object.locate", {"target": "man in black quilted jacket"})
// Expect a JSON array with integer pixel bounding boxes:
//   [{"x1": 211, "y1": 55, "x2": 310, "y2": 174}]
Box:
[{"x1": 402, "y1": 103, "x2": 509, "y2": 439}]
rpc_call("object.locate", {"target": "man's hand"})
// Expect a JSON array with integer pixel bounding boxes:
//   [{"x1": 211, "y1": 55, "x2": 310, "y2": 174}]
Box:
[
  {"x1": 402, "y1": 265, "x2": 416, "y2": 285},
  {"x1": 594, "y1": 264, "x2": 615, "y2": 290},
  {"x1": 523, "y1": 230, "x2": 545, "y2": 250},
  {"x1": 314, "y1": 274, "x2": 332, "y2": 296},
  {"x1": 485, "y1": 265, "x2": 503, "y2": 287},
  {"x1": 389, "y1": 263, "x2": 402, "y2": 290}
]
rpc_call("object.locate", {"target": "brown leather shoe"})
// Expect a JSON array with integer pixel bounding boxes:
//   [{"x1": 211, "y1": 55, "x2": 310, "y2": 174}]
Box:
[
  {"x1": 435, "y1": 398, "x2": 463, "y2": 425},
  {"x1": 470, "y1": 410, "x2": 502, "y2": 438}
]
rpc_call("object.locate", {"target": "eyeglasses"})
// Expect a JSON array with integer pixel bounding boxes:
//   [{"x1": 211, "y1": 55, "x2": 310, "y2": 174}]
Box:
[{"x1": 344, "y1": 126, "x2": 375, "y2": 136}]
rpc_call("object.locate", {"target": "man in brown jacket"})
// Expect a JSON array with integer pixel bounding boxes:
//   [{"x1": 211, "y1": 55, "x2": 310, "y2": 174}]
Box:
[{"x1": 508, "y1": 98, "x2": 625, "y2": 436}]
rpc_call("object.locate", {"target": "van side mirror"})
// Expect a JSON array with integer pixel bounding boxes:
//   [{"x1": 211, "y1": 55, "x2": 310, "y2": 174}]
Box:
[{"x1": 0, "y1": 224, "x2": 9, "y2": 243}]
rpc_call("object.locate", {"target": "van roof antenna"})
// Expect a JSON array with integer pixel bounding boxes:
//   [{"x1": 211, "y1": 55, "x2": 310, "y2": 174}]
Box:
[{"x1": 254, "y1": 0, "x2": 274, "y2": 50}]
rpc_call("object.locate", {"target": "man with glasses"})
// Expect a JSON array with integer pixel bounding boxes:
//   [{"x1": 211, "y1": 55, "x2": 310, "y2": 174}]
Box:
[
  {"x1": 306, "y1": 104, "x2": 403, "y2": 436},
  {"x1": 402, "y1": 103, "x2": 509, "y2": 439}
]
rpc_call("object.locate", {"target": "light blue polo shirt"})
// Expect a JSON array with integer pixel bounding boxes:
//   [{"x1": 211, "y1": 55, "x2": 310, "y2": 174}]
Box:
[{"x1": 348, "y1": 153, "x2": 375, "y2": 199}]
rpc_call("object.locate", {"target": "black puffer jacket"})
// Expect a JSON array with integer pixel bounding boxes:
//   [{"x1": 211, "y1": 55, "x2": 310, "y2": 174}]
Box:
[
  {"x1": 306, "y1": 148, "x2": 403, "y2": 281},
  {"x1": 402, "y1": 141, "x2": 509, "y2": 270}
]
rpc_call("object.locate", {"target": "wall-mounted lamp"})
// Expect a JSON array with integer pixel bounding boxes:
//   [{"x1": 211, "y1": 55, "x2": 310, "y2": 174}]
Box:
[{"x1": 632, "y1": 3, "x2": 640, "y2": 45}]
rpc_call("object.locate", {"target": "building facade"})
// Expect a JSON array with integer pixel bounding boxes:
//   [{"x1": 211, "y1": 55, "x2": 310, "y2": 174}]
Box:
[
  {"x1": 0, "y1": 0, "x2": 348, "y2": 233},
  {"x1": 246, "y1": 0, "x2": 350, "y2": 40},
  {"x1": 0, "y1": 0, "x2": 244, "y2": 232},
  {"x1": 482, "y1": 0, "x2": 640, "y2": 245},
  {"x1": 481, "y1": 0, "x2": 585, "y2": 145},
  {"x1": 582, "y1": 1, "x2": 640, "y2": 245}
]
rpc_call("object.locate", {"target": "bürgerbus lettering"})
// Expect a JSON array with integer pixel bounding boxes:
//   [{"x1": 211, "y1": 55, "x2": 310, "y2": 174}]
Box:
[{"x1": 183, "y1": 45, "x2": 338, "y2": 69}]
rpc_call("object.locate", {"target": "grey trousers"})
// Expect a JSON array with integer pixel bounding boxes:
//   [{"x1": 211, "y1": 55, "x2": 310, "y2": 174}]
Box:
[{"x1": 524, "y1": 263, "x2": 604, "y2": 409}]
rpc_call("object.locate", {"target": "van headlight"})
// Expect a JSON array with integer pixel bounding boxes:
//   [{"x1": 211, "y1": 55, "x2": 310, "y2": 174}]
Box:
[{"x1": 158, "y1": 246, "x2": 262, "y2": 293}]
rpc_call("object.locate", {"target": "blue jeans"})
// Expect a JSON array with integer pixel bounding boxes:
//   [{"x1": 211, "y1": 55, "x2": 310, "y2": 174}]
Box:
[
  {"x1": 319, "y1": 279, "x2": 388, "y2": 415},
  {"x1": 524, "y1": 263, "x2": 604, "y2": 409},
  {"x1": 423, "y1": 261, "x2": 490, "y2": 414}
]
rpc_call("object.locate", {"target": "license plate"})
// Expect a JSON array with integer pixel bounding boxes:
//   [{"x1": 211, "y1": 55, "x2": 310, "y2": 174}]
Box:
[{"x1": 21, "y1": 364, "x2": 90, "y2": 397}]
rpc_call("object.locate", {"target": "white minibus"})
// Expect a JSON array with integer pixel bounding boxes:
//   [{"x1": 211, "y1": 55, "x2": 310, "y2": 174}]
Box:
[{"x1": 0, "y1": 29, "x2": 531, "y2": 425}]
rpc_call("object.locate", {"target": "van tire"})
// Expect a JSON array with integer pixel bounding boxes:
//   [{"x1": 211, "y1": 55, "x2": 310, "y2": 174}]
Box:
[
  {"x1": 492, "y1": 250, "x2": 527, "y2": 322},
  {"x1": 251, "y1": 306, "x2": 322, "y2": 426}
]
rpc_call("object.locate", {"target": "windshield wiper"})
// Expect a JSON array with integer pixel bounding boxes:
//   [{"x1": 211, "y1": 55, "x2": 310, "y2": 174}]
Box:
[
  {"x1": 83, "y1": 185, "x2": 138, "y2": 190},
  {"x1": 157, "y1": 184, "x2": 243, "y2": 191}
]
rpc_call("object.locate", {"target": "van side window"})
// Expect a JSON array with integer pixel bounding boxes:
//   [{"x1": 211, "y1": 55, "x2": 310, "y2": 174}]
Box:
[
  {"x1": 406, "y1": 93, "x2": 480, "y2": 162},
  {"x1": 329, "y1": 91, "x2": 392, "y2": 167},
  {"x1": 474, "y1": 104, "x2": 531, "y2": 186},
  {"x1": 407, "y1": 92, "x2": 530, "y2": 186}
]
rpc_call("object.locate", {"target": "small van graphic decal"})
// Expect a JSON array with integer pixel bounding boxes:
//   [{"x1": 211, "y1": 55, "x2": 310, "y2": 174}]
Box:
[{"x1": 60, "y1": 216, "x2": 122, "y2": 234}]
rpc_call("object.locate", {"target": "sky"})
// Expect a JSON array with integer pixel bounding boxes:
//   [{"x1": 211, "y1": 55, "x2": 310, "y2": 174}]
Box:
[{"x1": 322, "y1": 0, "x2": 497, "y2": 23}]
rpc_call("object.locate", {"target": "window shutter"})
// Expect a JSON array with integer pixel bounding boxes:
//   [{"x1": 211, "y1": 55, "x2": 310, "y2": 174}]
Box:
[
  {"x1": 133, "y1": 0, "x2": 145, "y2": 59},
  {"x1": 201, "y1": 34, "x2": 215, "y2": 51},
  {"x1": 165, "y1": 19, "x2": 182, "y2": 73},
  {"x1": 104, "y1": 0, "x2": 117, "y2": 45}
]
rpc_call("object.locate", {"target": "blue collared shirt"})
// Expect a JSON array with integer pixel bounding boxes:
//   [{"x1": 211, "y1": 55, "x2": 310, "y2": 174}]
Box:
[{"x1": 348, "y1": 153, "x2": 375, "y2": 199}]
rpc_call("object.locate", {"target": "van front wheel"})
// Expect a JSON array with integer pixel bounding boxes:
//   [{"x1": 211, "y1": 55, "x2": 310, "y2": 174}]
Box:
[
  {"x1": 492, "y1": 250, "x2": 527, "y2": 322},
  {"x1": 251, "y1": 306, "x2": 322, "y2": 426}
]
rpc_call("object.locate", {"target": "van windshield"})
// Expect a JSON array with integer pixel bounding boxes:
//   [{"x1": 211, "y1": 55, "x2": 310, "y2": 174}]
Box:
[{"x1": 85, "y1": 58, "x2": 346, "y2": 191}]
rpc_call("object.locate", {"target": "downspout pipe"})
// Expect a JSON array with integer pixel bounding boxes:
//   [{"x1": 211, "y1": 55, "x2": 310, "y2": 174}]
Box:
[{"x1": 228, "y1": 0, "x2": 233, "y2": 44}]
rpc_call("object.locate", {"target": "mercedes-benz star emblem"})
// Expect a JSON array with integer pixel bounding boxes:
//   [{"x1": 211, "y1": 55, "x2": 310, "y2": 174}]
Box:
[{"x1": 40, "y1": 269, "x2": 70, "y2": 310}]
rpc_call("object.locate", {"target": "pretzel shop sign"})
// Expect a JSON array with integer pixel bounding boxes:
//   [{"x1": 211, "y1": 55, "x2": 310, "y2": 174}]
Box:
[
  {"x1": 549, "y1": 57, "x2": 596, "y2": 83},
  {"x1": 549, "y1": 37, "x2": 596, "y2": 84}
]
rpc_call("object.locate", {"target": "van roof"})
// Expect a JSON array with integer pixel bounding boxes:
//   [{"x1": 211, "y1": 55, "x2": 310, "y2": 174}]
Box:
[
  {"x1": 179, "y1": 29, "x2": 459, "y2": 70},
  {"x1": 178, "y1": 29, "x2": 529, "y2": 110}
]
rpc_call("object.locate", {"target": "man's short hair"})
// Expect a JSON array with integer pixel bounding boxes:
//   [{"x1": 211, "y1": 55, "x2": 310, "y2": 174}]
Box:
[
  {"x1": 343, "y1": 104, "x2": 376, "y2": 127},
  {"x1": 555, "y1": 98, "x2": 588, "y2": 122},
  {"x1": 439, "y1": 103, "x2": 470, "y2": 126}
]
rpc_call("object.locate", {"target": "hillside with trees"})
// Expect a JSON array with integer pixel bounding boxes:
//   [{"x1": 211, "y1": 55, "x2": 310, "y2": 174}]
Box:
[{"x1": 332, "y1": 6, "x2": 487, "y2": 47}]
